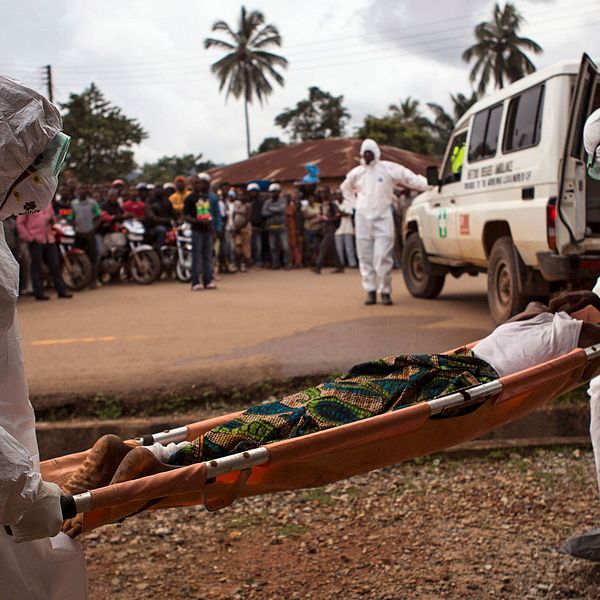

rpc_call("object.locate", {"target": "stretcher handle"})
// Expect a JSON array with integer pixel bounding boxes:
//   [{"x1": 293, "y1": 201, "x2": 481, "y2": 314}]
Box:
[{"x1": 4, "y1": 495, "x2": 77, "y2": 536}]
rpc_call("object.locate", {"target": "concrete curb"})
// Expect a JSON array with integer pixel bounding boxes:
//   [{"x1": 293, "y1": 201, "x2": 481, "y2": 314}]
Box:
[{"x1": 36, "y1": 404, "x2": 592, "y2": 461}]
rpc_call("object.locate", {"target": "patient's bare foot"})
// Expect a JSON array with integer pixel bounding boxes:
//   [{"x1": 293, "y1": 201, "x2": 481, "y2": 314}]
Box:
[
  {"x1": 110, "y1": 446, "x2": 175, "y2": 484},
  {"x1": 62, "y1": 434, "x2": 133, "y2": 495},
  {"x1": 63, "y1": 514, "x2": 83, "y2": 538}
]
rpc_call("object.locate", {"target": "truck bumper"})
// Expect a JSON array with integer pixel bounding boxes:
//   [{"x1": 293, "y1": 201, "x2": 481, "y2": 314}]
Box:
[{"x1": 537, "y1": 251, "x2": 600, "y2": 282}]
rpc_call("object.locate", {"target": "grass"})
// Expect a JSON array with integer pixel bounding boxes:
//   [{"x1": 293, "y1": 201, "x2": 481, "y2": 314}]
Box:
[
  {"x1": 33, "y1": 374, "x2": 329, "y2": 422},
  {"x1": 277, "y1": 524, "x2": 308, "y2": 537},
  {"x1": 301, "y1": 487, "x2": 332, "y2": 506}
]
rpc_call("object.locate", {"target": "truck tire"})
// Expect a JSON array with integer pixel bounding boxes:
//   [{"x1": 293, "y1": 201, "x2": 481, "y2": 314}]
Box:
[
  {"x1": 487, "y1": 237, "x2": 529, "y2": 324},
  {"x1": 402, "y1": 234, "x2": 445, "y2": 299}
]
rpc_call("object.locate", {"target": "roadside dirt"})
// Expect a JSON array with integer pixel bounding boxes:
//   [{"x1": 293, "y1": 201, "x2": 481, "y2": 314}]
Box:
[{"x1": 84, "y1": 448, "x2": 600, "y2": 599}]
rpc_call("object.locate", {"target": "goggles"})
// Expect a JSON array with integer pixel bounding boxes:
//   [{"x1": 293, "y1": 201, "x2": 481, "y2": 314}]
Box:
[{"x1": 1, "y1": 132, "x2": 70, "y2": 212}]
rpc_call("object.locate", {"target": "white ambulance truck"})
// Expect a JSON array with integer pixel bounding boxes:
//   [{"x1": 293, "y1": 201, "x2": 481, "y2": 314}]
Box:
[{"x1": 402, "y1": 54, "x2": 600, "y2": 324}]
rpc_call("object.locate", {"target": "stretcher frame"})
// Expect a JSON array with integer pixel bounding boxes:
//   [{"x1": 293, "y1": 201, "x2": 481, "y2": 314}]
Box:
[{"x1": 43, "y1": 343, "x2": 600, "y2": 532}]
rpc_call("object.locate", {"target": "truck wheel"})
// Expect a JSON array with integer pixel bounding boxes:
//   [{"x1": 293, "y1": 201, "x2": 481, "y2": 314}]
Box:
[
  {"x1": 402, "y1": 234, "x2": 445, "y2": 299},
  {"x1": 487, "y1": 237, "x2": 529, "y2": 324}
]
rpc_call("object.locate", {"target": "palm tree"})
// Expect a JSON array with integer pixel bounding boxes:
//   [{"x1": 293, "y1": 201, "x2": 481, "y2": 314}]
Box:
[
  {"x1": 427, "y1": 91, "x2": 479, "y2": 157},
  {"x1": 388, "y1": 96, "x2": 430, "y2": 129},
  {"x1": 462, "y1": 2, "x2": 542, "y2": 95},
  {"x1": 205, "y1": 6, "x2": 288, "y2": 157}
]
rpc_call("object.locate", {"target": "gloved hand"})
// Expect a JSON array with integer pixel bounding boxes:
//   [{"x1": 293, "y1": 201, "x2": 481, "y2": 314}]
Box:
[{"x1": 10, "y1": 480, "x2": 63, "y2": 543}]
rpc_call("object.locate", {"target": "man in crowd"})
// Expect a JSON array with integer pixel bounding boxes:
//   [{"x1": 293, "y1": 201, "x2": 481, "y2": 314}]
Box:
[
  {"x1": 313, "y1": 186, "x2": 344, "y2": 274},
  {"x1": 123, "y1": 183, "x2": 148, "y2": 220},
  {"x1": 71, "y1": 184, "x2": 102, "y2": 288},
  {"x1": 262, "y1": 182, "x2": 289, "y2": 270},
  {"x1": 169, "y1": 175, "x2": 190, "y2": 216},
  {"x1": 183, "y1": 173, "x2": 222, "y2": 291},
  {"x1": 248, "y1": 182, "x2": 264, "y2": 268},
  {"x1": 232, "y1": 187, "x2": 252, "y2": 272},
  {"x1": 16, "y1": 204, "x2": 73, "y2": 301},
  {"x1": 340, "y1": 139, "x2": 428, "y2": 306},
  {"x1": 110, "y1": 178, "x2": 127, "y2": 206},
  {"x1": 145, "y1": 183, "x2": 177, "y2": 248},
  {"x1": 334, "y1": 189, "x2": 357, "y2": 268}
]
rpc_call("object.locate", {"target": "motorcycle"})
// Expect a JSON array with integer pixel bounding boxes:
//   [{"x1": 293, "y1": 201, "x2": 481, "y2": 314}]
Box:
[
  {"x1": 157, "y1": 225, "x2": 178, "y2": 279},
  {"x1": 174, "y1": 222, "x2": 193, "y2": 282},
  {"x1": 99, "y1": 219, "x2": 161, "y2": 285},
  {"x1": 53, "y1": 219, "x2": 92, "y2": 291}
]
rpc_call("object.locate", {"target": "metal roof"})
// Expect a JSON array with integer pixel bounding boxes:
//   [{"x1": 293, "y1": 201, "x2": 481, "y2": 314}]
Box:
[{"x1": 208, "y1": 137, "x2": 437, "y2": 186}]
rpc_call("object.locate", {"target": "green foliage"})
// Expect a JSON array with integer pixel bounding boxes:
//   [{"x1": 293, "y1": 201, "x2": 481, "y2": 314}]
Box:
[
  {"x1": 205, "y1": 6, "x2": 288, "y2": 156},
  {"x1": 61, "y1": 83, "x2": 147, "y2": 183},
  {"x1": 462, "y1": 2, "x2": 543, "y2": 94},
  {"x1": 139, "y1": 153, "x2": 216, "y2": 184},
  {"x1": 255, "y1": 136, "x2": 287, "y2": 154},
  {"x1": 274, "y1": 86, "x2": 351, "y2": 141},
  {"x1": 91, "y1": 392, "x2": 123, "y2": 420},
  {"x1": 357, "y1": 95, "x2": 433, "y2": 155},
  {"x1": 357, "y1": 114, "x2": 433, "y2": 156},
  {"x1": 427, "y1": 91, "x2": 478, "y2": 157}
]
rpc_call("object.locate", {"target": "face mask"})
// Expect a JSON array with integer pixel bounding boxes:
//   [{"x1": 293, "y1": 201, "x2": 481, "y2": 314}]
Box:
[
  {"x1": 587, "y1": 145, "x2": 600, "y2": 181},
  {"x1": 0, "y1": 132, "x2": 70, "y2": 221}
]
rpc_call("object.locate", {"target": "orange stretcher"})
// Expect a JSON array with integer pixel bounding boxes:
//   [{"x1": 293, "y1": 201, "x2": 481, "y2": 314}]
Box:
[{"x1": 41, "y1": 343, "x2": 600, "y2": 534}]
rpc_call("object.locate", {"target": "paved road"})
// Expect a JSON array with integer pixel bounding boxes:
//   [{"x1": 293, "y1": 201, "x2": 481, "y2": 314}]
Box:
[{"x1": 17, "y1": 269, "x2": 494, "y2": 403}]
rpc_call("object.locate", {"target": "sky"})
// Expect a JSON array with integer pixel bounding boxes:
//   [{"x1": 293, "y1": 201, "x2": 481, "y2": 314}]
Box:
[{"x1": 1, "y1": 0, "x2": 599, "y2": 169}]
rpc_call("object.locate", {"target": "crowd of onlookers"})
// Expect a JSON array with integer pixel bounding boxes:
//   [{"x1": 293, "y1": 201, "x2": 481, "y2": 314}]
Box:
[{"x1": 1, "y1": 172, "x2": 408, "y2": 298}]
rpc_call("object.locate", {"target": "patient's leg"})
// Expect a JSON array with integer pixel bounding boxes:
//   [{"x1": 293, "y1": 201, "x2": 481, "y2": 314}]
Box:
[
  {"x1": 62, "y1": 446, "x2": 176, "y2": 538},
  {"x1": 110, "y1": 446, "x2": 176, "y2": 483},
  {"x1": 62, "y1": 434, "x2": 133, "y2": 495}
]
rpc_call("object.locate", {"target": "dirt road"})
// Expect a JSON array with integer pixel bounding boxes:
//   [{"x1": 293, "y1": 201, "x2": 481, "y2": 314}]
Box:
[
  {"x1": 84, "y1": 448, "x2": 600, "y2": 599},
  {"x1": 17, "y1": 270, "x2": 494, "y2": 402}
]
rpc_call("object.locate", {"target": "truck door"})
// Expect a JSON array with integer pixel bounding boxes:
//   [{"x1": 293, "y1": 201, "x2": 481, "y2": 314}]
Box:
[
  {"x1": 558, "y1": 53, "x2": 600, "y2": 252},
  {"x1": 424, "y1": 130, "x2": 467, "y2": 260}
]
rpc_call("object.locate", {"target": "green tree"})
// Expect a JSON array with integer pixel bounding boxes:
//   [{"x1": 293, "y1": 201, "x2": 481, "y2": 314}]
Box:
[
  {"x1": 427, "y1": 91, "x2": 479, "y2": 156},
  {"x1": 357, "y1": 115, "x2": 432, "y2": 155},
  {"x1": 274, "y1": 86, "x2": 351, "y2": 141},
  {"x1": 61, "y1": 83, "x2": 147, "y2": 183},
  {"x1": 139, "y1": 153, "x2": 216, "y2": 183},
  {"x1": 205, "y1": 6, "x2": 288, "y2": 158},
  {"x1": 255, "y1": 136, "x2": 286, "y2": 154},
  {"x1": 357, "y1": 96, "x2": 433, "y2": 155},
  {"x1": 462, "y1": 2, "x2": 542, "y2": 94},
  {"x1": 388, "y1": 96, "x2": 430, "y2": 129}
]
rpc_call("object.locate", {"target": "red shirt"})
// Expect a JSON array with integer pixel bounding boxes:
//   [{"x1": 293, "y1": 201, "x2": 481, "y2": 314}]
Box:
[{"x1": 122, "y1": 200, "x2": 146, "y2": 220}]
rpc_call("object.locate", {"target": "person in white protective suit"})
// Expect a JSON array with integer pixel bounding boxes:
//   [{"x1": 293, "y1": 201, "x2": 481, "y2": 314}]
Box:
[
  {"x1": 0, "y1": 76, "x2": 88, "y2": 599},
  {"x1": 340, "y1": 139, "x2": 428, "y2": 306},
  {"x1": 561, "y1": 108, "x2": 600, "y2": 561},
  {"x1": 586, "y1": 108, "x2": 600, "y2": 497}
]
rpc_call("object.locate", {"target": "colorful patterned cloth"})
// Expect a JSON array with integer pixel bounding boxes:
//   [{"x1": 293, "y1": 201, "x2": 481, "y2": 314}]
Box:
[{"x1": 168, "y1": 349, "x2": 498, "y2": 466}]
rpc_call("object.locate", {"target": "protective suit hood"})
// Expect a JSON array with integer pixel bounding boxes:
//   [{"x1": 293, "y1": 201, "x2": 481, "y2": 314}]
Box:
[
  {"x1": 0, "y1": 76, "x2": 64, "y2": 218},
  {"x1": 360, "y1": 138, "x2": 381, "y2": 164}
]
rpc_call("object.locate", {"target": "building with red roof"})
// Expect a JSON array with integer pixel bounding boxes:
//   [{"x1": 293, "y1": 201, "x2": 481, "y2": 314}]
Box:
[{"x1": 208, "y1": 137, "x2": 438, "y2": 192}]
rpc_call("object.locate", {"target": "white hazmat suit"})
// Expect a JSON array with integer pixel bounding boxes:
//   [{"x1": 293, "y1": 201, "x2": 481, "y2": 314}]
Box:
[
  {"x1": 0, "y1": 76, "x2": 87, "y2": 599},
  {"x1": 340, "y1": 139, "x2": 428, "y2": 298}
]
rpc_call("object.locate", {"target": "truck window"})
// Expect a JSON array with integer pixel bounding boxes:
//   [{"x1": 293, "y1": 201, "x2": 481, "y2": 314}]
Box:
[
  {"x1": 503, "y1": 84, "x2": 545, "y2": 152},
  {"x1": 441, "y1": 131, "x2": 467, "y2": 184},
  {"x1": 467, "y1": 104, "x2": 503, "y2": 162}
]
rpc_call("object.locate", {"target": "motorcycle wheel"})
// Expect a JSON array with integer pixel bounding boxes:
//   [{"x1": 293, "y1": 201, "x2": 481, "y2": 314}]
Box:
[
  {"x1": 62, "y1": 253, "x2": 92, "y2": 291},
  {"x1": 175, "y1": 259, "x2": 192, "y2": 283},
  {"x1": 128, "y1": 250, "x2": 161, "y2": 284}
]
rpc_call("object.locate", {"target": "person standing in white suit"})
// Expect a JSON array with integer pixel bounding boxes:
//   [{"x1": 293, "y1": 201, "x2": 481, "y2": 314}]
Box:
[
  {"x1": 585, "y1": 108, "x2": 600, "y2": 498},
  {"x1": 0, "y1": 76, "x2": 87, "y2": 598},
  {"x1": 340, "y1": 139, "x2": 428, "y2": 306}
]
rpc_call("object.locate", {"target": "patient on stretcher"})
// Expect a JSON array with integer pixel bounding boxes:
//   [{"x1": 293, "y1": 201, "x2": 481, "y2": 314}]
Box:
[{"x1": 61, "y1": 291, "x2": 600, "y2": 537}]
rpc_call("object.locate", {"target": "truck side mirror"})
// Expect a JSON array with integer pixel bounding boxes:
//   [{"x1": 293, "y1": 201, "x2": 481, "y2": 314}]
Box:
[{"x1": 426, "y1": 165, "x2": 440, "y2": 186}]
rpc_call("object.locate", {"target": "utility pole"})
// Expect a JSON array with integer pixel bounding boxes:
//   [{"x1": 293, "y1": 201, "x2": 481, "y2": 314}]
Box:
[{"x1": 44, "y1": 64, "x2": 53, "y2": 103}]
